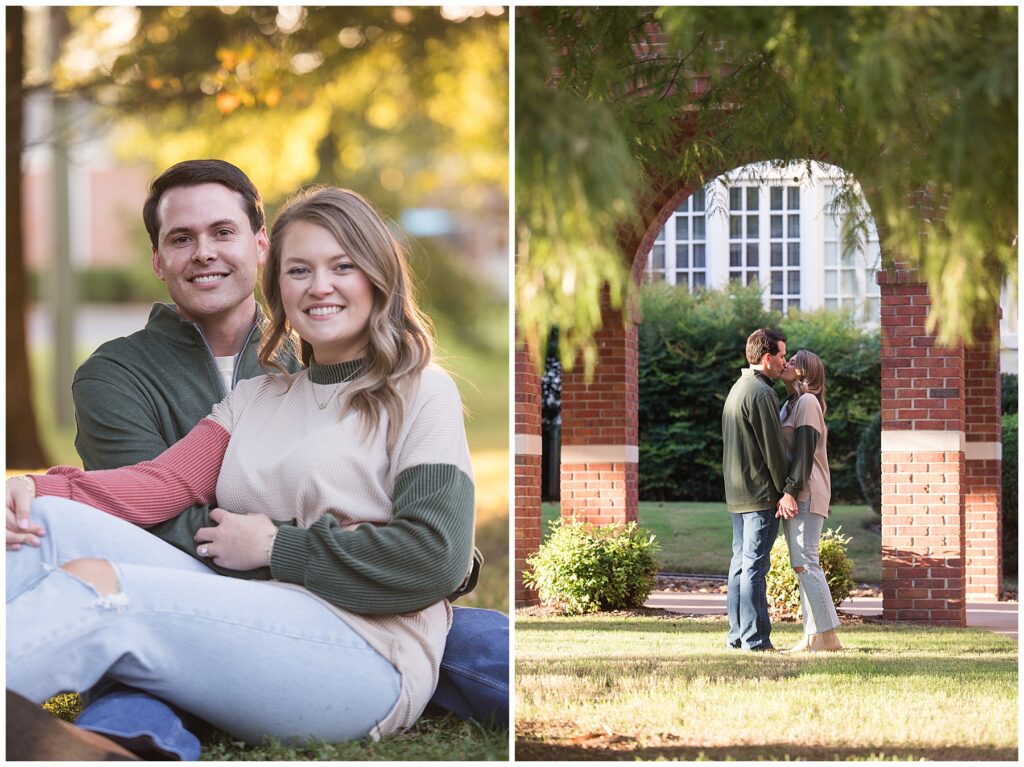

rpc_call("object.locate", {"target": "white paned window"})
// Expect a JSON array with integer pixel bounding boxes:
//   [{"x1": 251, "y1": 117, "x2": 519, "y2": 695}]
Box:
[
  {"x1": 647, "y1": 225, "x2": 667, "y2": 283},
  {"x1": 823, "y1": 184, "x2": 881, "y2": 324},
  {"x1": 728, "y1": 184, "x2": 761, "y2": 288},
  {"x1": 673, "y1": 188, "x2": 707, "y2": 292},
  {"x1": 768, "y1": 184, "x2": 801, "y2": 313},
  {"x1": 642, "y1": 163, "x2": 893, "y2": 330},
  {"x1": 645, "y1": 188, "x2": 707, "y2": 290}
]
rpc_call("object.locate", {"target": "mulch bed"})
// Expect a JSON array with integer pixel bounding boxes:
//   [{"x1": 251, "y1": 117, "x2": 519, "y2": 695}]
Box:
[{"x1": 655, "y1": 573, "x2": 882, "y2": 598}]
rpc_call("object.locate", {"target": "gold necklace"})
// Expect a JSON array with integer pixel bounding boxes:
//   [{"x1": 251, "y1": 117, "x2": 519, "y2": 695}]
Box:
[{"x1": 312, "y1": 380, "x2": 344, "y2": 410}]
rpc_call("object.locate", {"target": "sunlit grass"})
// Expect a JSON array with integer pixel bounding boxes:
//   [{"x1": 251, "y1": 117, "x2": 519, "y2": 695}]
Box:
[{"x1": 516, "y1": 614, "x2": 1018, "y2": 760}]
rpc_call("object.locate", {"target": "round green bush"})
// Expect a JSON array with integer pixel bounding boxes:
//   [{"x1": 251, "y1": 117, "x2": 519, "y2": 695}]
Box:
[
  {"x1": 856, "y1": 413, "x2": 882, "y2": 515},
  {"x1": 766, "y1": 526, "x2": 856, "y2": 620},
  {"x1": 523, "y1": 519, "x2": 660, "y2": 615}
]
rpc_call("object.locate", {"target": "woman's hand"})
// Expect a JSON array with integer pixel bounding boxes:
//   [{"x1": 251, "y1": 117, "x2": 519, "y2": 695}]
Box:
[
  {"x1": 6, "y1": 477, "x2": 45, "y2": 550},
  {"x1": 775, "y1": 493, "x2": 799, "y2": 519},
  {"x1": 194, "y1": 508, "x2": 277, "y2": 571}
]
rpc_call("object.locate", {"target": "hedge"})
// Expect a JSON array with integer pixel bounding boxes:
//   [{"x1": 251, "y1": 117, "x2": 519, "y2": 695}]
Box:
[
  {"x1": 1003, "y1": 413, "x2": 1017, "y2": 575},
  {"x1": 638, "y1": 282, "x2": 880, "y2": 502}
]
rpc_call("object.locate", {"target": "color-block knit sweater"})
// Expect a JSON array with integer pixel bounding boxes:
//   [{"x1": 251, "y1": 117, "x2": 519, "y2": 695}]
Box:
[
  {"x1": 33, "y1": 359, "x2": 476, "y2": 738},
  {"x1": 779, "y1": 392, "x2": 831, "y2": 518}
]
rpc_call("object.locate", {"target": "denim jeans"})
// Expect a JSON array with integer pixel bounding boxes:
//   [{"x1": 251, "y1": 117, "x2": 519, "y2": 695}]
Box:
[
  {"x1": 434, "y1": 606, "x2": 508, "y2": 726},
  {"x1": 7, "y1": 498, "x2": 401, "y2": 745},
  {"x1": 726, "y1": 509, "x2": 780, "y2": 650},
  {"x1": 782, "y1": 501, "x2": 841, "y2": 635}
]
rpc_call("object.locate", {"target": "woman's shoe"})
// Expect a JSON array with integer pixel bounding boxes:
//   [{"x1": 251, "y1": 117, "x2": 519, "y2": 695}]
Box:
[{"x1": 784, "y1": 633, "x2": 825, "y2": 653}]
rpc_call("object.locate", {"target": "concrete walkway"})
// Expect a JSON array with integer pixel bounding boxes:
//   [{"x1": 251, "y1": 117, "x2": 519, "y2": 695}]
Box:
[{"x1": 646, "y1": 591, "x2": 1019, "y2": 640}]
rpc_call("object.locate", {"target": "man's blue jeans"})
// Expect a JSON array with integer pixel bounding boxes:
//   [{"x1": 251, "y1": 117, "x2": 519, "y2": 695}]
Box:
[
  {"x1": 726, "y1": 509, "x2": 780, "y2": 650},
  {"x1": 428, "y1": 606, "x2": 508, "y2": 726}
]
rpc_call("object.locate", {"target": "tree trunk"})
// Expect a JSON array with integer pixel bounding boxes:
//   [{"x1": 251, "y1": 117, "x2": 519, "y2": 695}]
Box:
[{"x1": 6, "y1": 6, "x2": 51, "y2": 469}]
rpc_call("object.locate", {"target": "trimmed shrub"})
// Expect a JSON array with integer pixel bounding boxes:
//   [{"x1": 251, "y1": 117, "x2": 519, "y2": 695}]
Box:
[
  {"x1": 1002, "y1": 373, "x2": 1018, "y2": 415},
  {"x1": 523, "y1": 519, "x2": 660, "y2": 615},
  {"x1": 638, "y1": 282, "x2": 881, "y2": 502},
  {"x1": 1003, "y1": 414, "x2": 1017, "y2": 575},
  {"x1": 766, "y1": 527, "x2": 856, "y2": 620},
  {"x1": 856, "y1": 413, "x2": 882, "y2": 515}
]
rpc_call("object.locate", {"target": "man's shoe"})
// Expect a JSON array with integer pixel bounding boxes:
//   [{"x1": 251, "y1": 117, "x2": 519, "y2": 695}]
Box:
[{"x1": 747, "y1": 644, "x2": 776, "y2": 652}]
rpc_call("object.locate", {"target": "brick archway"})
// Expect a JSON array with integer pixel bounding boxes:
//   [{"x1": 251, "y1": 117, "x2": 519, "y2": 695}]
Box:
[{"x1": 515, "y1": 174, "x2": 1003, "y2": 621}]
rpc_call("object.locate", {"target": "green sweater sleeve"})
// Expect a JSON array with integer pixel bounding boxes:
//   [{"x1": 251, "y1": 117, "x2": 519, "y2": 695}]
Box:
[
  {"x1": 752, "y1": 390, "x2": 792, "y2": 495},
  {"x1": 270, "y1": 463, "x2": 475, "y2": 615},
  {"x1": 783, "y1": 425, "x2": 819, "y2": 497}
]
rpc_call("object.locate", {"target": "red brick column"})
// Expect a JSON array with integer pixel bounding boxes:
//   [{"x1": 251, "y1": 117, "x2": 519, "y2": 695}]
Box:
[
  {"x1": 515, "y1": 342, "x2": 542, "y2": 607},
  {"x1": 560, "y1": 301, "x2": 639, "y2": 525},
  {"x1": 963, "y1": 323, "x2": 1003, "y2": 600},
  {"x1": 877, "y1": 268, "x2": 967, "y2": 626}
]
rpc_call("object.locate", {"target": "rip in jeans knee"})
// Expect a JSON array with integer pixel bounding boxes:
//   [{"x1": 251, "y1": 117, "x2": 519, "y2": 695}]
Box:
[
  {"x1": 59, "y1": 559, "x2": 128, "y2": 612},
  {"x1": 793, "y1": 566, "x2": 806, "y2": 574}
]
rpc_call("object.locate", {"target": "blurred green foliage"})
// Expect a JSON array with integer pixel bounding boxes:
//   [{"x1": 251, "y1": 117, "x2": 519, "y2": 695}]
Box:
[
  {"x1": 46, "y1": 6, "x2": 507, "y2": 219},
  {"x1": 1001, "y1": 373, "x2": 1018, "y2": 415},
  {"x1": 517, "y1": 7, "x2": 1016, "y2": 369},
  {"x1": 856, "y1": 413, "x2": 882, "y2": 516}
]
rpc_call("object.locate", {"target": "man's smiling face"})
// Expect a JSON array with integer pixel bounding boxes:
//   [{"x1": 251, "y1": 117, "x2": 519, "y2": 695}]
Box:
[{"x1": 151, "y1": 183, "x2": 268, "y2": 324}]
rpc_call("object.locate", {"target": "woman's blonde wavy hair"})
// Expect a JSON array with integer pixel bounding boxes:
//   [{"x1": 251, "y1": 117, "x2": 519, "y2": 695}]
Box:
[
  {"x1": 258, "y1": 186, "x2": 434, "y2": 448},
  {"x1": 791, "y1": 349, "x2": 827, "y2": 415}
]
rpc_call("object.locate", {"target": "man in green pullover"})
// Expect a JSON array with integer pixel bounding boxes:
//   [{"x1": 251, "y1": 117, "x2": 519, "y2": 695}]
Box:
[
  {"x1": 53, "y1": 160, "x2": 506, "y2": 756},
  {"x1": 722, "y1": 328, "x2": 799, "y2": 651}
]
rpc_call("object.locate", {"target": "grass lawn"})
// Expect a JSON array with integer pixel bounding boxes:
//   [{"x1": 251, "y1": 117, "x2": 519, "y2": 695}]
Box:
[
  {"x1": 22, "y1": 305, "x2": 510, "y2": 760},
  {"x1": 516, "y1": 613, "x2": 1018, "y2": 761},
  {"x1": 543, "y1": 501, "x2": 883, "y2": 583}
]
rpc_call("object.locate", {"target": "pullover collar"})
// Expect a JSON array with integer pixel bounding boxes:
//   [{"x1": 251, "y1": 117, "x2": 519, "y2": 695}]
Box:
[
  {"x1": 309, "y1": 358, "x2": 365, "y2": 384},
  {"x1": 742, "y1": 367, "x2": 775, "y2": 387},
  {"x1": 146, "y1": 302, "x2": 264, "y2": 351}
]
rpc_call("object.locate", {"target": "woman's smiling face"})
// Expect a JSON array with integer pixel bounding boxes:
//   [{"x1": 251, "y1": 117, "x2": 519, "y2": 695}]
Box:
[{"x1": 278, "y1": 219, "x2": 374, "y2": 364}]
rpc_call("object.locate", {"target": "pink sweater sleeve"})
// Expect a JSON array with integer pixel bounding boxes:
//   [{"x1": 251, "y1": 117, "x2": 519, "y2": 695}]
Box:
[{"x1": 31, "y1": 418, "x2": 231, "y2": 527}]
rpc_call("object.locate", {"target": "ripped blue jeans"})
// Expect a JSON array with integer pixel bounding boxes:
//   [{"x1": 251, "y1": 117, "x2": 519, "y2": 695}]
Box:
[
  {"x1": 6, "y1": 498, "x2": 401, "y2": 744},
  {"x1": 782, "y1": 500, "x2": 841, "y2": 635}
]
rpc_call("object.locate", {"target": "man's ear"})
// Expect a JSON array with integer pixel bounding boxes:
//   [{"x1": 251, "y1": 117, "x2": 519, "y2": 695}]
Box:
[
  {"x1": 255, "y1": 225, "x2": 270, "y2": 268},
  {"x1": 152, "y1": 248, "x2": 166, "y2": 282}
]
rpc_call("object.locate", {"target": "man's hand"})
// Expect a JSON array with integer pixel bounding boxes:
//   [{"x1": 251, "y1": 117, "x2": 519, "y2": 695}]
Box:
[
  {"x1": 194, "y1": 508, "x2": 277, "y2": 571},
  {"x1": 775, "y1": 492, "x2": 799, "y2": 519},
  {"x1": 6, "y1": 477, "x2": 45, "y2": 551}
]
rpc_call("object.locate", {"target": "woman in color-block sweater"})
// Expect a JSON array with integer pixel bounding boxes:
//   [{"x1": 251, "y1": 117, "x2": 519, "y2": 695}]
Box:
[
  {"x1": 6, "y1": 188, "x2": 475, "y2": 743},
  {"x1": 777, "y1": 349, "x2": 843, "y2": 652}
]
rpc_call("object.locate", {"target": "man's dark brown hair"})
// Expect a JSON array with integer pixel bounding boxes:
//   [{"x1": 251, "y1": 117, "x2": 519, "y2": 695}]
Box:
[
  {"x1": 745, "y1": 328, "x2": 787, "y2": 365},
  {"x1": 142, "y1": 159, "x2": 264, "y2": 248}
]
